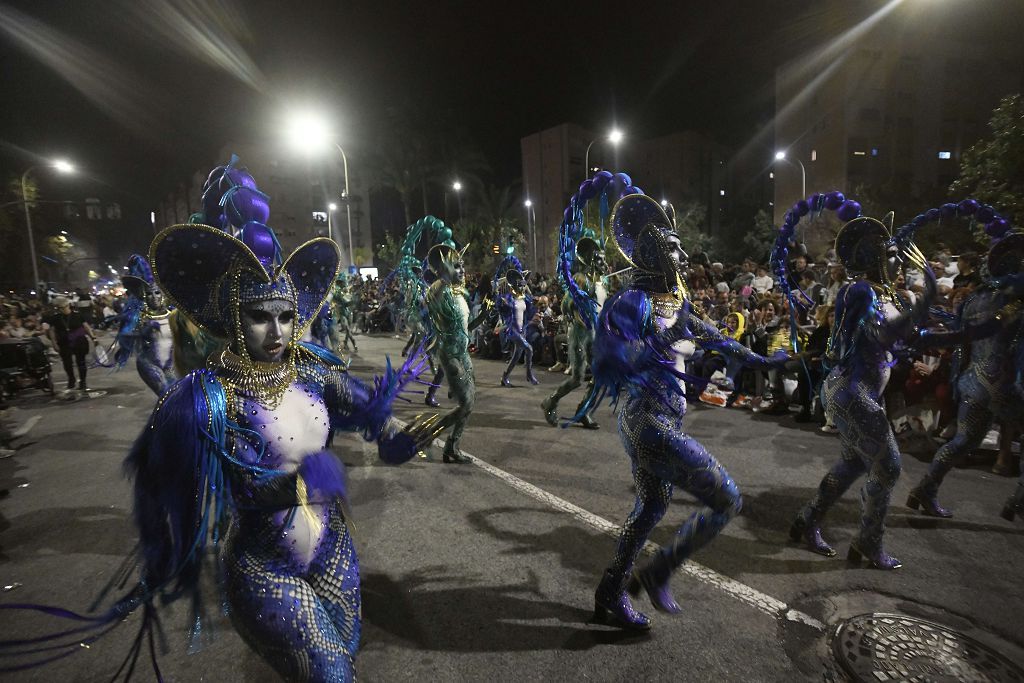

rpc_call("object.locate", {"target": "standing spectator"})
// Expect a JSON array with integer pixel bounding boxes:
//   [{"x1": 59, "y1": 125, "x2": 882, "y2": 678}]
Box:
[
  {"x1": 46, "y1": 296, "x2": 95, "y2": 391},
  {"x1": 730, "y1": 259, "x2": 756, "y2": 291},
  {"x1": 689, "y1": 243, "x2": 712, "y2": 270}
]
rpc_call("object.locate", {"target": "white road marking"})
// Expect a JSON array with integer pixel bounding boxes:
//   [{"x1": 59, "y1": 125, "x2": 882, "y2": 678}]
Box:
[{"x1": 427, "y1": 435, "x2": 826, "y2": 632}]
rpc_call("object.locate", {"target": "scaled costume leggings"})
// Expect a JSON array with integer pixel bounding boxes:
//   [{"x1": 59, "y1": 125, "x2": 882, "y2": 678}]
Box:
[
  {"x1": 502, "y1": 328, "x2": 534, "y2": 380},
  {"x1": 606, "y1": 394, "x2": 741, "y2": 586},
  {"x1": 923, "y1": 370, "x2": 1014, "y2": 492},
  {"x1": 433, "y1": 349, "x2": 475, "y2": 454},
  {"x1": 547, "y1": 324, "x2": 596, "y2": 414},
  {"x1": 804, "y1": 374, "x2": 901, "y2": 551},
  {"x1": 136, "y1": 354, "x2": 176, "y2": 397},
  {"x1": 224, "y1": 504, "x2": 359, "y2": 683}
]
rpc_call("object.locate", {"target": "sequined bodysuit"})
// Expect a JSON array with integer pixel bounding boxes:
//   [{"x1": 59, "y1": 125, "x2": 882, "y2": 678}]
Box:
[
  {"x1": 917, "y1": 284, "x2": 1024, "y2": 504},
  {"x1": 133, "y1": 314, "x2": 177, "y2": 396},
  {"x1": 800, "y1": 281, "x2": 916, "y2": 557},
  {"x1": 594, "y1": 288, "x2": 778, "y2": 606},
  {"x1": 425, "y1": 280, "x2": 478, "y2": 456}
]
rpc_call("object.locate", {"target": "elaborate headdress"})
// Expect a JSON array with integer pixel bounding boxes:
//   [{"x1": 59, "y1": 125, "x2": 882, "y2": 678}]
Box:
[
  {"x1": 152, "y1": 157, "x2": 341, "y2": 361},
  {"x1": 426, "y1": 242, "x2": 468, "y2": 277},
  {"x1": 151, "y1": 224, "x2": 340, "y2": 346},
  {"x1": 557, "y1": 170, "x2": 643, "y2": 328},
  {"x1": 834, "y1": 216, "x2": 892, "y2": 278},
  {"x1": 610, "y1": 193, "x2": 687, "y2": 295}
]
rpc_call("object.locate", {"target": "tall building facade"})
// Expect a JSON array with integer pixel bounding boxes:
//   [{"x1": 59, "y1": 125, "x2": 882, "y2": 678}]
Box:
[
  {"x1": 773, "y1": 1, "x2": 1024, "y2": 255},
  {"x1": 156, "y1": 143, "x2": 373, "y2": 267},
  {"x1": 521, "y1": 124, "x2": 730, "y2": 272}
]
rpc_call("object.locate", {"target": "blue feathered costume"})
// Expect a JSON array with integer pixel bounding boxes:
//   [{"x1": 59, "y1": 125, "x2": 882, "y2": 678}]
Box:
[
  {"x1": 790, "y1": 214, "x2": 936, "y2": 569},
  {"x1": 570, "y1": 193, "x2": 786, "y2": 630},
  {"x1": 493, "y1": 254, "x2": 538, "y2": 386},
  {"x1": 115, "y1": 254, "x2": 178, "y2": 396},
  {"x1": 0, "y1": 166, "x2": 436, "y2": 682}
]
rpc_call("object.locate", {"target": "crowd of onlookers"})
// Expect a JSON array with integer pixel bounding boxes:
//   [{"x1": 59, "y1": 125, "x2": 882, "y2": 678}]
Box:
[
  {"x1": 360, "y1": 242, "x2": 1012, "y2": 478},
  {"x1": 1, "y1": 240, "x2": 1018, "y2": 477}
]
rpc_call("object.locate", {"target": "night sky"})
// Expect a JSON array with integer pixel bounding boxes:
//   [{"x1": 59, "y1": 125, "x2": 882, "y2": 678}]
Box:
[{"x1": 0, "y1": 0, "x2": 879, "y2": 205}]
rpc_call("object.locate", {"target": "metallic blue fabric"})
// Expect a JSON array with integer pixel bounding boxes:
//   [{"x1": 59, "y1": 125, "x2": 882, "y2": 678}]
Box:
[{"x1": 591, "y1": 287, "x2": 777, "y2": 610}]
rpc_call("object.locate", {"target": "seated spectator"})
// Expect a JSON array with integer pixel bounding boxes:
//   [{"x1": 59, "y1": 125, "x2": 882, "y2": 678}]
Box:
[{"x1": 751, "y1": 265, "x2": 774, "y2": 295}]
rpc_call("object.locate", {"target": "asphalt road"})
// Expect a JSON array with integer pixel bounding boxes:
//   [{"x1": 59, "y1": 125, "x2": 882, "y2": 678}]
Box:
[{"x1": 1, "y1": 331, "x2": 1022, "y2": 682}]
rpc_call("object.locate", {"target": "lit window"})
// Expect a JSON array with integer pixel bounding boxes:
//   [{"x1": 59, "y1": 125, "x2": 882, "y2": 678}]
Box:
[
  {"x1": 938, "y1": 151, "x2": 951, "y2": 160},
  {"x1": 719, "y1": 189, "x2": 726, "y2": 196},
  {"x1": 853, "y1": 151, "x2": 866, "y2": 156},
  {"x1": 769, "y1": 172, "x2": 774, "y2": 179},
  {"x1": 811, "y1": 150, "x2": 817, "y2": 161}
]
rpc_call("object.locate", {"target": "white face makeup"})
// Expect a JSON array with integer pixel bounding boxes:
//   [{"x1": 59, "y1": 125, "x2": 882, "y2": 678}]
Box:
[{"x1": 240, "y1": 298, "x2": 295, "y2": 363}]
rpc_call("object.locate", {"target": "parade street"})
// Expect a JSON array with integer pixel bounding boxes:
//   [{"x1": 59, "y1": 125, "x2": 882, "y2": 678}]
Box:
[{"x1": 2, "y1": 332, "x2": 1023, "y2": 682}]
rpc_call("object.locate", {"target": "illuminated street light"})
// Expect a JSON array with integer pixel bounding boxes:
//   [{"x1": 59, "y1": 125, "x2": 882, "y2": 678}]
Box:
[
  {"x1": 660, "y1": 199, "x2": 669, "y2": 207},
  {"x1": 524, "y1": 199, "x2": 532, "y2": 208},
  {"x1": 452, "y1": 181, "x2": 463, "y2": 221},
  {"x1": 584, "y1": 128, "x2": 625, "y2": 181},
  {"x1": 284, "y1": 110, "x2": 355, "y2": 267},
  {"x1": 22, "y1": 159, "x2": 76, "y2": 290},
  {"x1": 773, "y1": 149, "x2": 806, "y2": 199}
]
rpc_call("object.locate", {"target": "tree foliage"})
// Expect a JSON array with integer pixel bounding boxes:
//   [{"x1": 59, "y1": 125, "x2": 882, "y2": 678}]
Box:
[{"x1": 950, "y1": 93, "x2": 1024, "y2": 228}]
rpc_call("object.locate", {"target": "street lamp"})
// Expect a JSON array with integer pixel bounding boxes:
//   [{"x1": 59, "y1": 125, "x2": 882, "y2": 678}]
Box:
[
  {"x1": 22, "y1": 159, "x2": 76, "y2": 291},
  {"x1": 774, "y1": 150, "x2": 806, "y2": 199},
  {"x1": 327, "y1": 202, "x2": 337, "y2": 241},
  {"x1": 286, "y1": 111, "x2": 355, "y2": 268},
  {"x1": 452, "y1": 181, "x2": 463, "y2": 222},
  {"x1": 584, "y1": 128, "x2": 624, "y2": 181},
  {"x1": 524, "y1": 199, "x2": 537, "y2": 266}
]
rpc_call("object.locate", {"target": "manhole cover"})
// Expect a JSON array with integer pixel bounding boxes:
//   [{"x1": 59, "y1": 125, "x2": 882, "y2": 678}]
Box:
[{"x1": 831, "y1": 613, "x2": 1024, "y2": 682}]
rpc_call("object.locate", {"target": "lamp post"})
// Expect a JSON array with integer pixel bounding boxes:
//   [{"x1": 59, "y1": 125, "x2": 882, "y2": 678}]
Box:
[
  {"x1": 327, "y1": 202, "x2": 337, "y2": 241},
  {"x1": 774, "y1": 150, "x2": 806, "y2": 199},
  {"x1": 21, "y1": 159, "x2": 75, "y2": 290},
  {"x1": 584, "y1": 128, "x2": 623, "y2": 182},
  {"x1": 452, "y1": 181, "x2": 463, "y2": 222},
  {"x1": 285, "y1": 111, "x2": 355, "y2": 268},
  {"x1": 524, "y1": 199, "x2": 536, "y2": 266}
]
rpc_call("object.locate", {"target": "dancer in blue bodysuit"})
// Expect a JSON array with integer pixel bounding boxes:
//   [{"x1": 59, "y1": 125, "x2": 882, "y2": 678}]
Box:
[
  {"x1": 905, "y1": 223, "x2": 1023, "y2": 518},
  {"x1": 495, "y1": 255, "x2": 539, "y2": 387},
  {"x1": 790, "y1": 208, "x2": 936, "y2": 569},
  {"x1": 565, "y1": 185, "x2": 787, "y2": 630},
  {"x1": 114, "y1": 254, "x2": 178, "y2": 396}
]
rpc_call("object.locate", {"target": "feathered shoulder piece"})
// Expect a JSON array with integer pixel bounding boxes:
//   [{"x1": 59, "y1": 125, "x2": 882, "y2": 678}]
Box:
[{"x1": 568, "y1": 289, "x2": 688, "y2": 425}]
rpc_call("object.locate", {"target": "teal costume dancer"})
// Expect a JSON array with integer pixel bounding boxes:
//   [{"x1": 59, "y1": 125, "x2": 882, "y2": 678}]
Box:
[
  {"x1": 424, "y1": 242, "x2": 487, "y2": 463},
  {"x1": 332, "y1": 274, "x2": 358, "y2": 353},
  {"x1": 541, "y1": 237, "x2": 607, "y2": 428}
]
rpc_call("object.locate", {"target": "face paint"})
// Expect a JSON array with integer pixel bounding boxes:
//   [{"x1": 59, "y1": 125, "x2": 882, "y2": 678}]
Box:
[
  {"x1": 443, "y1": 258, "x2": 466, "y2": 286},
  {"x1": 885, "y1": 244, "x2": 902, "y2": 282},
  {"x1": 666, "y1": 234, "x2": 688, "y2": 274},
  {"x1": 146, "y1": 286, "x2": 168, "y2": 314},
  {"x1": 240, "y1": 298, "x2": 295, "y2": 363}
]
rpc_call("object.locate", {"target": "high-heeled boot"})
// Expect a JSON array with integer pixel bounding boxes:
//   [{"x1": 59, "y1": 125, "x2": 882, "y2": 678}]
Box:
[
  {"x1": 907, "y1": 474, "x2": 953, "y2": 518},
  {"x1": 593, "y1": 570, "x2": 651, "y2": 630},
  {"x1": 1001, "y1": 483, "x2": 1024, "y2": 522},
  {"x1": 789, "y1": 507, "x2": 835, "y2": 557},
  {"x1": 540, "y1": 396, "x2": 558, "y2": 426},
  {"x1": 425, "y1": 385, "x2": 440, "y2": 408},
  {"x1": 846, "y1": 538, "x2": 902, "y2": 570},
  {"x1": 525, "y1": 352, "x2": 540, "y2": 385},
  {"x1": 626, "y1": 553, "x2": 681, "y2": 614}
]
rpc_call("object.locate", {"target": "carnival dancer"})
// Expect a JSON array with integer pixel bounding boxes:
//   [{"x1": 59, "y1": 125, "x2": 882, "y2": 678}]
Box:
[
  {"x1": 424, "y1": 242, "x2": 488, "y2": 462},
  {"x1": 401, "y1": 265, "x2": 431, "y2": 359},
  {"x1": 569, "y1": 191, "x2": 787, "y2": 630},
  {"x1": 903, "y1": 222, "x2": 1023, "y2": 518},
  {"x1": 494, "y1": 255, "x2": 539, "y2": 387},
  {"x1": 332, "y1": 274, "x2": 358, "y2": 353},
  {"x1": 114, "y1": 254, "x2": 178, "y2": 396},
  {"x1": 790, "y1": 207, "x2": 935, "y2": 569},
  {"x1": 139, "y1": 221, "x2": 436, "y2": 681},
  {"x1": 541, "y1": 236, "x2": 606, "y2": 427},
  {"x1": 0, "y1": 165, "x2": 438, "y2": 683}
]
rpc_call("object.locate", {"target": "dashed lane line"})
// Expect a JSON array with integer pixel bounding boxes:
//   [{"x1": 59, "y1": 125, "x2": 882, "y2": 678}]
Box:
[{"x1": 430, "y1": 439, "x2": 826, "y2": 632}]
